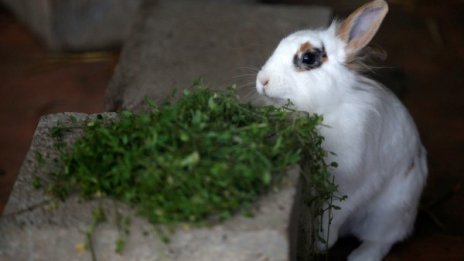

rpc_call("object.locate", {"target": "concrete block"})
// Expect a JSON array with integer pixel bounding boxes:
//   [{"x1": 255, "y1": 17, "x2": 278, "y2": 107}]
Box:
[
  {"x1": 0, "y1": 112, "x2": 312, "y2": 260},
  {"x1": 104, "y1": 0, "x2": 332, "y2": 110}
]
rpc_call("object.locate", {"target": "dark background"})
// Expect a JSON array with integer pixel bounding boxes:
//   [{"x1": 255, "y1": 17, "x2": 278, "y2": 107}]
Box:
[{"x1": 1, "y1": 0, "x2": 463, "y2": 259}]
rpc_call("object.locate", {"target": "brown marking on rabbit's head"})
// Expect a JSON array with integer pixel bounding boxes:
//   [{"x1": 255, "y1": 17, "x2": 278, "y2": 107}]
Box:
[
  {"x1": 293, "y1": 42, "x2": 328, "y2": 71},
  {"x1": 299, "y1": 42, "x2": 313, "y2": 53}
]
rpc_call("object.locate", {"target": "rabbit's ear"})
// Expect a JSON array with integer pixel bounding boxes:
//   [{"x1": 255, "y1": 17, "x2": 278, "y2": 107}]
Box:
[{"x1": 337, "y1": 0, "x2": 388, "y2": 54}]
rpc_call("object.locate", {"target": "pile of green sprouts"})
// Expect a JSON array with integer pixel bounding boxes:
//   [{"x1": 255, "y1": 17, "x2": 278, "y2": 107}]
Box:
[{"x1": 45, "y1": 85, "x2": 341, "y2": 255}]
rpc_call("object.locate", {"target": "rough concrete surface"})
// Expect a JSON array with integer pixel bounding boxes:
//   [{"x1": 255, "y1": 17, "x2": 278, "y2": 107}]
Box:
[
  {"x1": 0, "y1": 113, "x2": 308, "y2": 260},
  {"x1": 105, "y1": 0, "x2": 332, "y2": 110}
]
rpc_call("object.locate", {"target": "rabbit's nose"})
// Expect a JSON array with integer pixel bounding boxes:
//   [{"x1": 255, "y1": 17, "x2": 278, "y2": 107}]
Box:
[
  {"x1": 257, "y1": 72, "x2": 270, "y2": 89},
  {"x1": 261, "y1": 78, "x2": 269, "y2": 88}
]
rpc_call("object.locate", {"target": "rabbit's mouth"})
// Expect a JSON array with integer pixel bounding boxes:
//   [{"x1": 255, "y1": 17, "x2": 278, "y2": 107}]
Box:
[
  {"x1": 256, "y1": 81, "x2": 288, "y2": 105},
  {"x1": 262, "y1": 92, "x2": 287, "y2": 105},
  {"x1": 261, "y1": 89, "x2": 286, "y2": 104}
]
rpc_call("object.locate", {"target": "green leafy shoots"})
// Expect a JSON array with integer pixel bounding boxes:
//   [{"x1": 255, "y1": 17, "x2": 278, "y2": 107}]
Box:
[{"x1": 47, "y1": 85, "x2": 339, "y2": 235}]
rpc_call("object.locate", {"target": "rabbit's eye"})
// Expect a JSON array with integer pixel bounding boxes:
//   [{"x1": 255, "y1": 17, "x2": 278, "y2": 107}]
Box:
[
  {"x1": 293, "y1": 45, "x2": 327, "y2": 71},
  {"x1": 302, "y1": 52, "x2": 316, "y2": 65}
]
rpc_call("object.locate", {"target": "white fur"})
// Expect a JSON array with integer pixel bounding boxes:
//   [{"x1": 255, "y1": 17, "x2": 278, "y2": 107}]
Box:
[{"x1": 256, "y1": 22, "x2": 427, "y2": 261}]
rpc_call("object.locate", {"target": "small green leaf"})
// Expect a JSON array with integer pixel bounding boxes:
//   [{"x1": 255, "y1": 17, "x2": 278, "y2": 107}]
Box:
[
  {"x1": 262, "y1": 172, "x2": 271, "y2": 185},
  {"x1": 179, "y1": 131, "x2": 189, "y2": 142},
  {"x1": 51, "y1": 126, "x2": 63, "y2": 138},
  {"x1": 69, "y1": 115, "x2": 77, "y2": 123},
  {"x1": 121, "y1": 111, "x2": 132, "y2": 117},
  {"x1": 35, "y1": 151, "x2": 44, "y2": 165},
  {"x1": 32, "y1": 176, "x2": 42, "y2": 189},
  {"x1": 192, "y1": 77, "x2": 204, "y2": 87},
  {"x1": 208, "y1": 96, "x2": 217, "y2": 110},
  {"x1": 144, "y1": 96, "x2": 157, "y2": 108},
  {"x1": 170, "y1": 88, "x2": 178, "y2": 98},
  {"x1": 121, "y1": 135, "x2": 128, "y2": 145},
  {"x1": 272, "y1": 136, "x2": 283, "y2": 154},
  {"x1": 180, "y1": 151, "x2": 200, "y2": 167},
  {"x1": 115, "y1": 238, "x2": 125, "y2": 254},
  {"x1": 92, "y1": 207, "x2": 106, "y2": 223}
]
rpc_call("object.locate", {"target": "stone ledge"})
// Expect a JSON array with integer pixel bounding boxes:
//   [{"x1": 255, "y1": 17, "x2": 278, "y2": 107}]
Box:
[{"x1": 0, "y1": 112, "x2": 309, "y2": 261}]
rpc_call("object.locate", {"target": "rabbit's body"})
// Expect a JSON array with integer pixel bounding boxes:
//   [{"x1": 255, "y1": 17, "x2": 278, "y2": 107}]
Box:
[
  {"x1": 317, "y1": 75, "x2": 427, "y2": 260},
  {"x1": 255, "y1": 1, "x2": 427, "y2": 260}
]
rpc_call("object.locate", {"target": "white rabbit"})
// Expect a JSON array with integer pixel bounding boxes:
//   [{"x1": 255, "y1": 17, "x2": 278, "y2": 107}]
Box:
[{"x1": 255, "y1": 0, "x2": 427, "y2": 260}]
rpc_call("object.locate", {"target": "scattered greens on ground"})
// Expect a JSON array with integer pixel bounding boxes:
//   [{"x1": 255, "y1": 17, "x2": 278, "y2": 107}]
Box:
[
  {"x1": 114, "y1": 212, "x2": 131, "y2": 254},
  {"x1": 46, "y1": 85, "x2": 340, "y2": 251},
  {"x1": 85, "y1": 206, "x2": 106, "y2": 260}
]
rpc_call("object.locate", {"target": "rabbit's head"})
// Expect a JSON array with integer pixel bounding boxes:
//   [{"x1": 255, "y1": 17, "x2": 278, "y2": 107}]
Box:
[{"x1": 256, "y1": 0, "x2": 388, "y2": 113}]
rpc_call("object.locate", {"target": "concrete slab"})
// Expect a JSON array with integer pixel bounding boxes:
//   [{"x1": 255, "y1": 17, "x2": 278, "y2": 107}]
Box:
[
  {"x1": 105, "y1": 0, "x2": 332, "y2": 110},
  {"x1": 0, "y1": 113, "x2": 310, "y2": 260}
]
